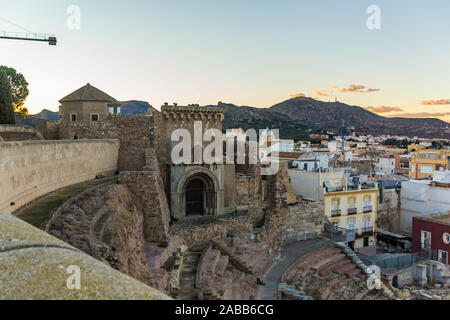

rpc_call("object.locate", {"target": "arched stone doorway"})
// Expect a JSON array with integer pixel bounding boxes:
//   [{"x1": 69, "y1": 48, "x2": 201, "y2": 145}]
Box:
[
  {"x1": 170, "y1": 166, "x2": 225, "y2": 220},
  {"x1": 185, "y1": 179, "x2": 205, "y2": 216},
  {"x1": 182, "y1": 173, "x2": 216, "y2": 216}
]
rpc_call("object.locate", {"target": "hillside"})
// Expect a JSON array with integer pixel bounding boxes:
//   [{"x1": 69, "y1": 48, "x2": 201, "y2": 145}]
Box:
[
  {"x1": 221, "y1": 97, "x2": 449, "y2": 139},
  {"x1": 120, "y1": 100, "x2": 158, "y2": 116}
]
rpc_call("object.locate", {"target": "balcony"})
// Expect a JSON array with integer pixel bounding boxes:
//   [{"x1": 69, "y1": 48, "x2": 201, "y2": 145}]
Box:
[
  {"x1": 363, "y1": 206, "x2": 372, "y2": 213},
  {"x1": 324, "y1": 224, "x2": 356, "y2": 243},
  {"x1": 347, "y1": 208, "x2": 357, "y2": 215},
  {"x1": 361, "y1": 226, "x2": 374, "y2": 236},
  {"x1": 331, "y1": 209, "x2": 342, "y2": 217}
]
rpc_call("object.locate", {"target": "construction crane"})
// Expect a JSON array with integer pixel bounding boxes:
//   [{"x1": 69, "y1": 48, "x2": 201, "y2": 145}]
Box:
[
  {"x1": 0, "y1": 17, "x2": 56, "y2": 45},
  {"x1": 0, "y1": 31, "x2": 56, "y2": 45}
]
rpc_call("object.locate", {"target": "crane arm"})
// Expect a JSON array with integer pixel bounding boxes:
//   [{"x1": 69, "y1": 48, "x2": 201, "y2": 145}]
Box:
[{"x1": 0, "y1": 31, "x2": 57, "y2": 45}]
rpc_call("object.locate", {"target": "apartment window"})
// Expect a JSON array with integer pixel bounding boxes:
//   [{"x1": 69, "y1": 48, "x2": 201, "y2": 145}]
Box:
[
  {"x1": 348, "y1": 218, "x2": 355, "y2": 231},
  {"x1": 70, "y1": 113, "x2": 77, "y2": 122},
  {"x1": 421, "y1": 230, "x2": 432, "y2": 250},
  {"x1": 363, "y1": 196, "x2": 372, "y2": 213},
  {"x1": 91, "y1": 114, "x2": 99, "y2": 122},
  {"x1": 438, "y1": 250, "x2": 448, "y2": 265}
]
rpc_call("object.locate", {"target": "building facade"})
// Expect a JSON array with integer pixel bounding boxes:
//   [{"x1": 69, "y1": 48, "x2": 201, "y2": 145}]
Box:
[
  {"x1": 400, "y1": 171, "x2": 450, "y2": 234},
  {"x1": 324, "y1": 185, "x2": 379, "y2": 255},
  {"x1": 412, "y1": 216, "x2": 450, "y2": 265},
  {"x1": 409, "y1": 149, "x2": 450, "y2": 180},
  {"x1": 59, "y1": 83, "x2": 121, "y2": 123}
]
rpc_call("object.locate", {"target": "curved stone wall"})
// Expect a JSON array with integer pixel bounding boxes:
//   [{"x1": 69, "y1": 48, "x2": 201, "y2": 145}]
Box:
[
  {"x1": 0, "y1": 139, "x2": 120, "y2": 213},
  {"x1": 0, "y1": 211, "x2": 170, "y2": 300}
]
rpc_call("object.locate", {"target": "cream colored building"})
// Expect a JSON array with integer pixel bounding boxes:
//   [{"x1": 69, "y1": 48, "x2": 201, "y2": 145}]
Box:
[
  {"x1": 324, "y1": 184, "x2": 379, "y2": 255},
  {"x1": 59, "y1": 83, "x2": 121, "y2": 123}
]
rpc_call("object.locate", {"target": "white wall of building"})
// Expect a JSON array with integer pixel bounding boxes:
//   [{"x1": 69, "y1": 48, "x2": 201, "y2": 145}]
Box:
[{"x1": 400, "y1": 176, "x2": 450, "y2": 234}]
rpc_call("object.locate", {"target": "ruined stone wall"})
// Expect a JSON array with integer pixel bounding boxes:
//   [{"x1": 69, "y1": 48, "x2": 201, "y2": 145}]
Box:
[
  {"x1": 118, "y1": 149, "x2": 170, "y2": 244},
  {"x1": 235, "y1": 164, "x2": 264, "y2": 218},
  {"x1": 281, "y1": 202, "x2": 324, "y2": 243},
  {"x1": 0, "y1": 139, "x2": 119, "y2": 214},
  {"x1": 59, "y1": 113, "x2": 167, "y2": 186},
  {"x1": 170, "y1": 215, "x2": 253, "y2": 246},
  {"x1": 0, "y1": 124, "x2": 41, "y2": 141}
]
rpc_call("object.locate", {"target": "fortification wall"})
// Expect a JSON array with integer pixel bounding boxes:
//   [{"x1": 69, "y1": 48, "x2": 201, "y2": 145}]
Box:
[
  {"x1": 58, "y1": 113, "x2": 166, "y2": 182},
  {"x1": 0, "y1": 139, "x2": 119, "y2": 213},
  {"x1": 0, "y1": 124, "x2": 41, "y2": 141}
]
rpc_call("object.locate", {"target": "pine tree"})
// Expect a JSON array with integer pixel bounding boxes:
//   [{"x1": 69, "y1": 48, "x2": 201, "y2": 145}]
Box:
[{"x1": 0, "y1": 70, "x2": 15, "y2": 124}]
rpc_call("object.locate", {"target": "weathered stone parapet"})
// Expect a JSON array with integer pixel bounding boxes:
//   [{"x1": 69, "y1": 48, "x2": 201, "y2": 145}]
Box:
[
  {"x1": 0, "y1": 139, "x2": 119, "y2": 214},
  {"x1": 161, "y1": 105, "x2": 225, "y2": 121},
  {"x1": 0, "y1": 211, "x2": 170, "y2": 300}
]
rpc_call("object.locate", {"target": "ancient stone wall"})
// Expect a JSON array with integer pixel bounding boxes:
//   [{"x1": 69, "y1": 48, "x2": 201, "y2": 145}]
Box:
[
  {"x1": 0, "y1": 139, "x2": 119, "y2": 214},
  {"x1": 118, "y1": 149, "x2": 170, "y2": 244},
  {"x1": 0, "y1": 124, "x2": 42, "y2": 141},
  {"x1": 170, "y1": 215, "x2": 254, "y2": 246},
  {"x1": 281, "y1": 201, "x2": 324, "y2": 243},
  {"x1": 59, "y1": 113, "x2": 167, "y2": 185}
]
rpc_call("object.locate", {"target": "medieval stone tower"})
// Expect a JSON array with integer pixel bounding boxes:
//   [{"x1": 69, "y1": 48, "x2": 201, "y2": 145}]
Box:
[{"x1": 161, "y1": 104, "x2": 236, "y2": 220}]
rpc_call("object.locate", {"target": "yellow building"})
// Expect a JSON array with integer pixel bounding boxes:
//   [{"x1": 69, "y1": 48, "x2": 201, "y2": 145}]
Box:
[
  {"x1": 408, "y1": 144, "x2": 426, "y2": 153},
  {"x1": 409, "y1": 149, "x2": 450, "y2": 180},
  {"x1": 324, "y1": 185, "x2": 378, "y2": 256}
]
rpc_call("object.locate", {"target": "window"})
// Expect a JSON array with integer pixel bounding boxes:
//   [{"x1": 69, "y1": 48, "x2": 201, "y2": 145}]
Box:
[
  {"x1": 438, "y1": 250, "x2": 448, "y2": 265},
  {"x1": 443, "y1": 233, "x2": 450, "y2": 245},
  {"x1": 348, "y1": 218, "x2": 355, "y2": 231},
  {"x1": 91, "y1": 114, "x2": 99, "y2": 122},
  {"x1": 332, "y1": 200, "x2": 339, "y2": 210},
  {"x1": 363, "y1": 237, "x2": 369, "y2": 247},
  {"x1": 349, "y1": 198, "x2": 355, "y2": 208},
  {"x1": 108, "y1": 106, "x2": 121, "y2": 115},
  {"x1": 71, "y1": 113, "x2": 77, "y2": 122},
  {"x1": 421, "y1": 231, "x2": 432, "y2": 250}
]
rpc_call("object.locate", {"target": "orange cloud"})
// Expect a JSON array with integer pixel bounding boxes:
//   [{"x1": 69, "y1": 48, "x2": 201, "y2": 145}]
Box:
[
  {"x1": 387, "y1": 112, "x2": 450, "y2": 119},
  {"x1": 365, "y1": 106, "x2": 404, "y2": 113},
  {"x1": 339, "y1": 84, "x2": 379, "y2": 94},
  {"x1": 290, "y1": 93, "x2": 306, "y2": 98},
  {"x1": 315, "y1": 89, "x2": 328, "y2": 97},
  {"x1": 420, "y1": 99, "x2": 450, "y2": 105}
]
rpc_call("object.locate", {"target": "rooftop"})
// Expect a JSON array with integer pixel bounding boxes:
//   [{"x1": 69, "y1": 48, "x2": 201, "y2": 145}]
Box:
[
  {"x1": 416, "y1": 214, "x2": 450, "y2": 227},
  {"x1": 59, "y1": 83, "x2": 121, "y2": 106}
]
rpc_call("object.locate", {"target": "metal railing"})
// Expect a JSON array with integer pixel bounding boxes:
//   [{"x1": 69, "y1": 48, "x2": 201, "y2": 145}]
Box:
[
  {"x1": 347, "y1": 208, "x2": 357, "y2": 215},
  {"x1": 361, "y1": 226, "x2": 374, "y2": 235},
  {"x1": 363, "y1": 206, "x2": 372, "y2": 213},
  {"x1": 331, "y1": 209, "x2": 341, "y2": 217},
  {"x1": 324, "y1": 224, "x2": 356, "y2": 243}
]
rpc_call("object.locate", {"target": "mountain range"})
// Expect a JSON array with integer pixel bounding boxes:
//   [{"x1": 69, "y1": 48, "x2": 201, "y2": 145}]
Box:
[
  {"x1": 28, "y1": 97, "x2": 449, "y2": 139},
  {"x1": 219, "y1": 97, "x2": 450, "y2": 140}
]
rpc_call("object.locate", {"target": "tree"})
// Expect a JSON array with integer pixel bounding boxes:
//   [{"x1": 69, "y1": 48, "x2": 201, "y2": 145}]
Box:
[
  {"x1": 0, "y1": 66, "x2": 29, "y2": 115},
  {"x1": 0, "y1": 70, "x2": 15, "y2": 124}
]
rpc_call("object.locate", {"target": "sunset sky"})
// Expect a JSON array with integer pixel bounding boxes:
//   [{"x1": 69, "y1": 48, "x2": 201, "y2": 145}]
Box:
[{"x1": 1, "y1": 0, "x2": 449, "y2": 122}]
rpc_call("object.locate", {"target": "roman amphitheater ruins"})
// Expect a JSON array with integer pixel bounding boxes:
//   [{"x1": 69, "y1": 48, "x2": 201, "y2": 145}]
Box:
[{"x1": 1, "y1": 84, "x2": 376, "y2": 300}]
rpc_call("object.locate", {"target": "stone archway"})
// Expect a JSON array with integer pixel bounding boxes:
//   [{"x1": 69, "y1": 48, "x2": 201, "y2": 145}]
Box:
[
  {"x1": 171, "y1": 167, "x2": 221, "y2": 219},
  {"x1": 181, "y1": 172, "x2": 217, "y2": 217}
]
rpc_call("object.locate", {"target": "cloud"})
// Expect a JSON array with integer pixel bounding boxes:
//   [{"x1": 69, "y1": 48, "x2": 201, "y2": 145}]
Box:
[
  {"x1": 290, "y1": 93, "x2": 306, "y2": 98},
  {"x1": 315, "y1": 89, "x2": 329, "y2": 97},
  {"x1": 365, "y1": 106, "x2": 404, "y2": 113},
  {"x1": 420, "y1": 99, "x2": 450, "y2": 105},
  {"x1": 339, "y1": 84, "x2": 379, "y2": 94},
  {"x1": 387, "y1": 112, "x2": 450, "y2": 119}
]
